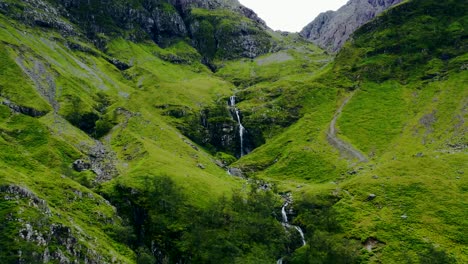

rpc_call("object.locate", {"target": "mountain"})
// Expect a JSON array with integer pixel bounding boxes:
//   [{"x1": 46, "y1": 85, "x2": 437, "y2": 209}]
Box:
[
  {"x1": 0, "y1": 0, "x2": 273, "y2": 65},
  {"x1": 0, "y1": 0, "x2": 466, "y2": 263},
  {"x1": 300, "y1": 0, "x2": 403, "y2": 52}
]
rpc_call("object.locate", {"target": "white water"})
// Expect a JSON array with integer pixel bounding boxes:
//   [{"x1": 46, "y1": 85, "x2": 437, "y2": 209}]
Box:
[
  {"x1": 281, "y1": 202, "x2": 289, "y2": 222},
  {"x1": 293, "y1": 226, "x2": 306, "y2": 247},
  {"x1": 229, "y1": 96, "x2": 247, "y2": 157},
  {"x1": 277, "y1": 201, "x2": 307, "y2": 263},
  {"x1": 280, "y1": 203, "x2": 306, "y2": 247}
]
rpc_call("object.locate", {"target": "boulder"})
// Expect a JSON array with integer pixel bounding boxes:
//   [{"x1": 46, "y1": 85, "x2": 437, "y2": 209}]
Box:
[
  {"x1": 228, "y1": 167, "x2": 244, "y2": 178},
  {"x1": 72, "y1": 159, "x2": 91, "y2": 172},
  {"x1": 366, "y1": 194, "x2": 377, "y2": 201}
]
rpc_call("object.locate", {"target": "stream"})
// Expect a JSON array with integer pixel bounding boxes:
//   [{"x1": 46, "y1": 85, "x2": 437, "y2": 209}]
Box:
[
  {"x1": 229, "y1": 96, "x2": 247, "y2": 157},
  {"x1": 277, "y1": 199, "x2": 306, "y2": 264}
]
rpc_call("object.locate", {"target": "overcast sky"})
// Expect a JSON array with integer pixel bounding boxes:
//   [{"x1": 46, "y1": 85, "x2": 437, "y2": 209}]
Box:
[{"x1": 238, "y1": 0, "x2": 349, "y2": 32}]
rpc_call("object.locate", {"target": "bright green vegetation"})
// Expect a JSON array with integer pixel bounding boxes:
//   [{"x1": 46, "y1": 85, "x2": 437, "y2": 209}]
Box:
[
  {"x1": 231, "y1": 0, "x2": 467, "y2": 262},
  {"x1": 0, "y1": 0, "x2": 467, "y2": 263},
  {"x1": 0, "y1": 11, "x2": 246, "y2": 262}
]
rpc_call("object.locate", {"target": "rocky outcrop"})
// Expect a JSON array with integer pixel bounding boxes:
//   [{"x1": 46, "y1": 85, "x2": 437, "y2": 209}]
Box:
[
  {"x1": 1, "y1": 98, "x2": 48, "y2": 117},
  {"x1": 73, "y1": 140, "x2": 119, "y2": 182},
  {"x1": 0, "y1": 185, "x2": 120, "y2": 263},
  {"x1": 300, "y1": 0, "x2": 402, "y2": 52},
  {"x1": 1, "y1": 0, "x2": 272, "y2": 61},
  {"x1": 176, "y1": 99, "x2": 259, "y2": 158},
  {"x1": 0, "y1": 0, "x2": 76, "y2": 35},
  {"x1": 169, "y1": 0, "x2": 266, "y2": 26}
]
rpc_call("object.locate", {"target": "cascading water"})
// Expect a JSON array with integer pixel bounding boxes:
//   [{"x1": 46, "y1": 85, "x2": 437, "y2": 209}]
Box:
[
  {"x1": 229, "y1": 96, "x2": 247, "y2": 157},
  {"x1": 280, "y1": 202, "x2": 306, "y2": 247},
  {"x1": 277, "y1": 199, "x2": 306, "y2": 263}
]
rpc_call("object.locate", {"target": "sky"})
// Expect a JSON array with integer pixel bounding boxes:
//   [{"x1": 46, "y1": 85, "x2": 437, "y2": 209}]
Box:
[{"x1": 238, "y1": 0, "x2": 349, "y2": 32}]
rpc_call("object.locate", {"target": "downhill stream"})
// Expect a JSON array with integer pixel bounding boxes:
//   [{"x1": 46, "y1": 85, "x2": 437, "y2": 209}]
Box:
[
  {"x1": 229, "y1": 96, "x2": 247, "y2": 157},
  {"x1": 277, "y1": 201, "x2": 306, "y2": 264}
]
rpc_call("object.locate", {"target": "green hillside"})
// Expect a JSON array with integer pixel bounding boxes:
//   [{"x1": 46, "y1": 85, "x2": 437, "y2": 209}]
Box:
[{"x1": 0, "y1": 0, "x2": 466, "y2": 263}]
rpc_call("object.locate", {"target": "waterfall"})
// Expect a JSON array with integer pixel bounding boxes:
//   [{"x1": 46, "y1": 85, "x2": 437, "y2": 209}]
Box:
[
  {"x1": 277, "y1": 199, "x2": 306, "y2": 263},
  {"x1": 280, "y1": 202, "x2": 306, "y2": 246},
  {"x1": 229, "y1": 96, "x2": 247, "y2": 157},
  {"x1": 293, "y1": 226, "x2": 306, "y2": 247},
  {"x1": 281, "y1": 202, "x2": 289, "y2": 222}
]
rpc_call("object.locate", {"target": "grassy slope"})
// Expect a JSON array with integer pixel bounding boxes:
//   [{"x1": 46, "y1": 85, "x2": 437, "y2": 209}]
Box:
[
  {"x1": 250, "y1": 1, "x2": 466, "y2": 262},
  {"x1": 222, "y1": 0, "x2": 467, "y2": 262},
  {"x1": 334, "y1": 68, "x2": 468, "y2": 263},
  {"x1": 0, "y1": 13, "x2": 243, "y2": 262},
  {"x1": 330, "y1": 0, "x2": 468, "y2": 262},
  {"x1": 217, "y1": 34, "x2": 351, "y2": 186},
  {"x1": 0, "y1": 0, "x2": 466, "y2": 262}
]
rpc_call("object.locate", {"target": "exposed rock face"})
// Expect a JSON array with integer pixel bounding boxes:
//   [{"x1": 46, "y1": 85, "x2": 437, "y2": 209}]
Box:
[
  {"x1": 300, "y1": 0, "x2": 402, "y2": 52},
  {"x1": 169, "y1": 0, "x2": 267, "y2": 26},
  {"x1": 1, "y1": 98, "x2": 48, "y2": 117},
  {"x1": 0, "y1": 0, "x2": 76, "y2": 35},
  {"x1": 0, "y1": 0, "x2": 271, "y2": 61},
  {"x1": 72, "y1": 159, "x2": 91, "y2": 172},
  {"x1": 1, "y1": 185, "x2": 118, "y2": 263}
]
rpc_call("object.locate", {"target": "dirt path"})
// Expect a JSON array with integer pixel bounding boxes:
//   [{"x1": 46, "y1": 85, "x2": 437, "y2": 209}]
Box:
[{"x1": 327, "y1": 93, "x2": 368, "y2": 162}]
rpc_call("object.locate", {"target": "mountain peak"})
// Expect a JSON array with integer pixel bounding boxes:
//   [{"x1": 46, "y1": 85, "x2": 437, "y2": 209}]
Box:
[{"x1": 300, "y1": 0, "x2": 403, "y2": 52}]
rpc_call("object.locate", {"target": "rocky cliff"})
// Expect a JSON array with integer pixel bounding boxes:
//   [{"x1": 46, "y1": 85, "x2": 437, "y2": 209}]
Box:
[
  {"x1": 300, "y1": 0, "x2": 402, "y2": 52},
  {"x1": 0, "y1": 0, "x2": 272, "y2": 63}
]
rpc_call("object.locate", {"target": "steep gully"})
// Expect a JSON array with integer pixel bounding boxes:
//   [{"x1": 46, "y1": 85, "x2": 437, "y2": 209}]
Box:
[
  {"x1": 327, "y1": 92, "x2": 368, "y2": 162},
  {"x1": 277, "y1": 199, "x2": 306, "y2": 264},
  {"x1": 229, "y1": 96, "x2": 248, "y2": 157},
  {"x1": 227, "y1": 96, "x2": 306, "y2": 263}
]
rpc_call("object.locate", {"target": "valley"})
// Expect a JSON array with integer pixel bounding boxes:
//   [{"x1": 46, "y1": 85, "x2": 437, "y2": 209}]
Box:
[{"x1": 0, "y1": 0, "x2": 466, "y2": 263}]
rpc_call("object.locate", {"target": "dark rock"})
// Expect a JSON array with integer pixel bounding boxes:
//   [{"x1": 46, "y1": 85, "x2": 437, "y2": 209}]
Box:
[
  {"x1": 1, "y1": 185, "x2": 50, "y2": 214},
  {"x1": 105, "y1": 57, "x2": 131, "y2": 71},
  {"x1": 415, "y1": 152, "x2": 424, "y2": 157},
  {"x1": 372, "y1": 175, "x2": 379, "y2": 179},
  {"x1": 366, "y1": 194, "x2": 377, "y2": 201},
  {"x1": 72, "y1": 159, "x2": 91, "y2": 172},
  {"x1": 0, "y1": 0, "x2": 76, "y2": 35},
  {"x1": 66, "y1": 41, "x2": 97, "y2": 55},
  {"x1": 1, "y1": 98, "x2": 48, "y2": 117},
  {"x1": 258, "y1": 183, "x2": 271, "y2": 191},
  {"x1": 448, "y1": 143, "x2": 468, "y2": 151},
  {"x1": 197, "y1": 163, "x2": 205, "y2": 169},
  {"x1": 300, "y1": 0, "x2": 402, "y2": 52}
]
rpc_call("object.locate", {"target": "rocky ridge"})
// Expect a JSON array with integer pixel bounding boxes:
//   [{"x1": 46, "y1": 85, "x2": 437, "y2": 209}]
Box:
[
  {"x1": 0, "y1": 0, "x2": 272, "y2": 62},
  {"x1": 300, "y1": 0, "x2": 402, "y2": 52}
]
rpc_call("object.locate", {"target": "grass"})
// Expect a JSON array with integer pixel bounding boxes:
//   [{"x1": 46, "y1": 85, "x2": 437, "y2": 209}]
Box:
[
  {"x1": 0, "y1": 0, "x2": 467, "y2": 262},
  {"x1": 0, "y1": 11, "x2": 245, "y2": 262},
  {"x1": 338, "y1": 81, "x2": 408, "y2": 157}
]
